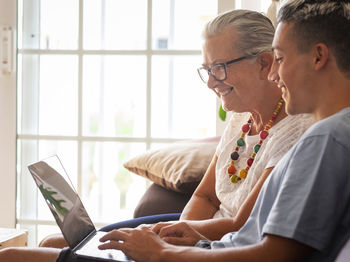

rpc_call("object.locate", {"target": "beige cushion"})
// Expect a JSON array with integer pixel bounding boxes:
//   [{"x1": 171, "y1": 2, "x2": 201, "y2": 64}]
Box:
[{"x1": 124, "y1": 139, "x2": 218, "y2": 193}]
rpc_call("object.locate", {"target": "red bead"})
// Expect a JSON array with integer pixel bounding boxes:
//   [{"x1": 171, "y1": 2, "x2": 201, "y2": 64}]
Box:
[
  {"x1": 260, "y1": 130, "x2": 269, "y2": 139},
  {"x1": 242, "y1": 124, "x2": 250, "y2": 133},
  {"x1": 227, "y1": 165, "x2": 237, "y2": 175},
  {"x1": 247, "y1": 158, "x2": 254, "y2": 166},
  {"x1": 271, "y1": 114, "x2": 277, "y2": 120}
]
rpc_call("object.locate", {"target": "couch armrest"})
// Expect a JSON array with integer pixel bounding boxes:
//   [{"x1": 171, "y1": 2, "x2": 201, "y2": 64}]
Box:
[{"x1": 133, "y1": 183, "x2": 193, "y2": 218}]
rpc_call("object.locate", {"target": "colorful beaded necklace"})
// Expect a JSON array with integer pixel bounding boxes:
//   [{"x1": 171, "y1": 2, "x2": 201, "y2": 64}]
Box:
[{"x1": 227, "y1": 98, "x2": 284, "y2": 183}]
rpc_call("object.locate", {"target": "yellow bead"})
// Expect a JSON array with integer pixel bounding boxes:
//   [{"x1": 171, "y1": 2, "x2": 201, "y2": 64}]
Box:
[{"x1": 238, "y1": 169, "x2": 248, "y2": 179}]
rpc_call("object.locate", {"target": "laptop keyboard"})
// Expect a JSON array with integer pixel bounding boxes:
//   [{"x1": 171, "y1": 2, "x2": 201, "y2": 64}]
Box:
[{"x1": 75, "y1": 231, "x2": 133, "y2": 261}]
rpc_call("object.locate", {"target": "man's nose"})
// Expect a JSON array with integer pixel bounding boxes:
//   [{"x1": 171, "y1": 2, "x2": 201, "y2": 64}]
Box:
[{"x1": 268, "y1": 61, "x2": 279, "y2": 83}]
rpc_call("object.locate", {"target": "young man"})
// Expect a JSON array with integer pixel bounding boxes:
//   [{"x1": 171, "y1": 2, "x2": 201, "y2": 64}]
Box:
[{"x1": 0, "y1": 0, "x2": 349, "y2": 261}]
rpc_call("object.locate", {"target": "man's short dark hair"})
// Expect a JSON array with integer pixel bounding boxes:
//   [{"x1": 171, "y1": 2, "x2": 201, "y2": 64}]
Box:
[{"x1": 278, "y1": 0, "x2": 350, "y2": 75}]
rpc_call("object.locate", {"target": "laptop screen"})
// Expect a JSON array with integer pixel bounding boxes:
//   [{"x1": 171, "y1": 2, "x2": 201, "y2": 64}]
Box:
[{"x1": 28, "y1": 155, "x2": 95, "y2": 249}]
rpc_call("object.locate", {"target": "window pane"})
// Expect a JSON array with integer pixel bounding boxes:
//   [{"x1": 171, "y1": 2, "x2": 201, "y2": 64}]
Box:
[
  {"x1": 41, "y1": 0, "x2": 79, "y2": 49},
  {"x1": 41, "y1": 55, "x2": 78, "y2": 135},
  {"x1": 19, "y1": 0, "x2": 79, "y2": 49},
  {"x1": 17, "y1": 139, "x2": 78, "y2": 221},
  {"x1": 17, "y1": 54, "x2": 39, "y2": 134},
  {"x1": 83, "y1": 0, "x2": 147, "y2": 50},
  {"x1": 152, "y1": 0, "x2": 217, "y2": 50},
  {"x1": 18, "y1": 55, "x2": 78, "y2": 136},
  {"x1": 82, "y1": 142, "x2": 146, "y2": 222},
  {"x1": 83, "y1": 55, "x2": 146, "y2": 137},
  {"x1": 151, "y1": 55, "x2": 216, "y2": 138}
]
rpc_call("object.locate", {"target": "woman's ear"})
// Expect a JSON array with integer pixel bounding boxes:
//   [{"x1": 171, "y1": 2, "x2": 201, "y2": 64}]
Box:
[{"x1": 257, "y1": 52, "x2": 274, "y2": 80}]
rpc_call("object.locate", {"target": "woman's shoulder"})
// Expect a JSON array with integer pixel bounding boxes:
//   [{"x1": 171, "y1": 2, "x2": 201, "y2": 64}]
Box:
[
  {"x1": 263, "y1": 114, "x2": 315, "y2": 161},
  {"x1": 286, "y1": 113, "x2": 314, "y2": 124},
  {"x1": 274, "y1": 114, "x2": 314, "y2": 133}
]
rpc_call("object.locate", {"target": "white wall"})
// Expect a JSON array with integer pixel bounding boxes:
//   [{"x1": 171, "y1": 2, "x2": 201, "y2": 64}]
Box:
[
  {"x1": 0, "y1": 0, "x2": 17, "y2": 227},
  {"x1": 239, "y1": 0, "x2": 266, "y2": 12}
]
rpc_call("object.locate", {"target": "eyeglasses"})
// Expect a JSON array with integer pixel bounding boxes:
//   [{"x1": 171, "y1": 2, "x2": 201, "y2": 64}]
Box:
[{"x1": 197, "y1": 56, "x2": 252, "y2": 84}]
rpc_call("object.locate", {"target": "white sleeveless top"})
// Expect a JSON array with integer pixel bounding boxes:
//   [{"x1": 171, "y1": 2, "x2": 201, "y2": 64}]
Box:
[{"x1": 213, "y1": 113, "x2": 314, "y2": 218}]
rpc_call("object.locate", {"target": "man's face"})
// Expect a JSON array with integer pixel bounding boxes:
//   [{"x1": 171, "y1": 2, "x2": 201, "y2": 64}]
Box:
[{"x1": 268, "y1": 22, "x2": 315, "y2": 115}]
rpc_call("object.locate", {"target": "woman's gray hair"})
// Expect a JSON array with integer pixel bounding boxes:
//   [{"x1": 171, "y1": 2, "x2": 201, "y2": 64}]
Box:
[{"x1": 202, "y1": 9, "x2": 275, "y2": 57}]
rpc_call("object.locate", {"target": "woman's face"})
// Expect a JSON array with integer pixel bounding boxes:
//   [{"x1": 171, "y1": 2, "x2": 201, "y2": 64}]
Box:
[{"x1": 202, "y1": 28, "x2": 261, "y2": 112}]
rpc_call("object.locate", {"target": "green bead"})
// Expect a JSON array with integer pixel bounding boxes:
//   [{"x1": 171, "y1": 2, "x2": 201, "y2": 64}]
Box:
[
  {"x1": 230, "y1": 175, "x2": 240, "y2": 183},
  {"x1": 237, "y1": 138, "x2": 245, "y2": 147},
  {"x1": 254, "y1": 144, "x2": 261, "y2": 153}
]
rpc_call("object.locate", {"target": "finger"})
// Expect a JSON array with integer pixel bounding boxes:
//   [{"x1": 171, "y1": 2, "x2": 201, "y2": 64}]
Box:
[
  {"x1": 151, "y1": 223, "x2": 161, "y2": 234},
  {"x1": 158, "y1": 225, "x2": 183, "y2": 238},
  {"x1": 139, "y1": 225, "x2": 153, "y2": 231},
  {"x1": 118, "y1": 228, "x2": 133, "y2": 233},
  {"x1": 162, "y1": 236, "x2": 195, "y2": 246},
  {"x1": 136, "y1": 224, "x2": 151, "y2": 230},
  {"x1": 98, "y1": 240, "x2": 123, "y2": 250},
  {"x1": 99, "y1": 230, "x2": 129, "y2": 242},
  {"x1": 151, "y1": 222, "x2": 169, "y2": 234}
]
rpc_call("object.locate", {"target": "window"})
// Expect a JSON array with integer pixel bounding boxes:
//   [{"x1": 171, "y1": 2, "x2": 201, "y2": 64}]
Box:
[
  {"x1": 17, "y1": 0, "x2": 218, "y2": 245},
  {"x1": 16, "y1": 0, "x2": 274, "y2": 245}
]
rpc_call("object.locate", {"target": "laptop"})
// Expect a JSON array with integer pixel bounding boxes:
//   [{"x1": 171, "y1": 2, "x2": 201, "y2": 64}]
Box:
[{"x1": 27, "y1": 155, "x2": 133, "y2": 262}]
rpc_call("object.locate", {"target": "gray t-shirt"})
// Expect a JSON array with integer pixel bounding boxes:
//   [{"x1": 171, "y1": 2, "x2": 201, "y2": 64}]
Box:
[{"x1": 209, "y1": 107, "x2": 350, "y2": 261}]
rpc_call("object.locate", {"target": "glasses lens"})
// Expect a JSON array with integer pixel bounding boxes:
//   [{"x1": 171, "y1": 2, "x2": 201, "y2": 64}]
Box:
[
  {"x1": 211, "y1": 64, "x2": 226, "y2": 81},
  {"x1": 198, "y1": 68, "x2": 209, "y2": 83}
]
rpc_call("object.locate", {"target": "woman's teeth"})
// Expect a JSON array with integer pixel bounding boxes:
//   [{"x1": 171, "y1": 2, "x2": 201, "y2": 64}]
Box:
[{"x1": 219, "y1": 89, "x2": 232, "y2": 96}]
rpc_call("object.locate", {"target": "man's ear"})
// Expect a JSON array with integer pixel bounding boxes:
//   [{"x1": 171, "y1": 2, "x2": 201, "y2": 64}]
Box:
[
  {"x1": 313, "y1": 43, "x2": 329, "y2": 71},
  {"x1": 257, "y1": 52, "x2": 274, "y2": 80}
]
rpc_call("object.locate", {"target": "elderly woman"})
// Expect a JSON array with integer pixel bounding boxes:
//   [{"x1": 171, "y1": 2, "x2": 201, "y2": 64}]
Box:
[
  {"x1": 151, "y1": 9, "x2": 313, "y2": 243},
  {"x1": 0, "y1": 9, "x2": 313, "y2": 262}
]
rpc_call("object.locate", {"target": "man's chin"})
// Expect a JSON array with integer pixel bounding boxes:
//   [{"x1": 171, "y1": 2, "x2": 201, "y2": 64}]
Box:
[
  {"x1": 285, "y1": 102, "x2": 296, "y2": 116},
  {"x1": 285, "y1": 104, "x2": 304, "y2": 116}
]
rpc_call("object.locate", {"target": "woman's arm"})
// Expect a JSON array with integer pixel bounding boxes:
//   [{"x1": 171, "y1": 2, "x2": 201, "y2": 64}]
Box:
[
  {"x1": 180, "y1": 154, "x2": 221, "y2": 220},
  {"x1": 157, "y1": 167, "x2": 274, "y2": 243}
]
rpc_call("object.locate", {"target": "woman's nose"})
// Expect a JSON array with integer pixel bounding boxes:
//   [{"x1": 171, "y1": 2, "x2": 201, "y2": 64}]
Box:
[{"x1": 206, "y1": 73, "x2": 217, "y2": 89}]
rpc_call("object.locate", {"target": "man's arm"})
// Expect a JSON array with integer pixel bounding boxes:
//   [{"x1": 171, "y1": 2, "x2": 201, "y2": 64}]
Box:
[
  {"x1": 162, "y1": 234, "x2": 312, "y2": 262},
  {"x1": 99, "y1": 228, "x2": 312, "y2": 262}
]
